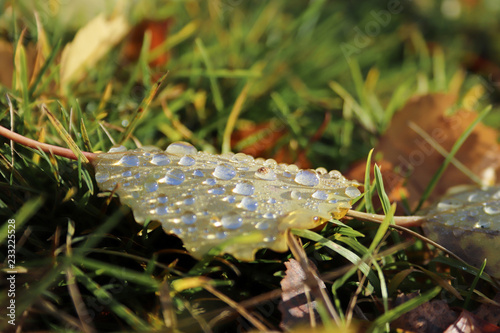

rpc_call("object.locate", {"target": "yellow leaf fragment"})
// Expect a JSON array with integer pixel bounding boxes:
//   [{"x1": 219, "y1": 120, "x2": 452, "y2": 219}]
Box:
[{"x1": 60, "y1": 13, "x2": 130, "y2": 90}]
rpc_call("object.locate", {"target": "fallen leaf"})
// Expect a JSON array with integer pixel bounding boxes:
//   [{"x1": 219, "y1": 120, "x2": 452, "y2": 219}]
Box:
[
  {"x1": 422, "y1": 185, "x2": 500, "y2": 277},
  {"x1": 391, "y1": 292, "x2": 458, "y2": 332},
  {"x1": 444, "y1": 310, "x2": 500, "y2": 333},
  {"x1": 278, "y1": 258, "x2": 326, "y2": 330},
  {"x1": 122, "y1": 19, "x2": 173, "y2": 68},
  {"x1": 474, "y1": 293, "x2": 500, "y2": 325},
  {"x1": 60, "y1": 13, "x2": 130, "y2": 90},
  {"x1": 93, "y1": 141, "x2": 360, "y2": 261},
  {"x1": 346, "y1": 93, "x2": 500, "y2": 210}
]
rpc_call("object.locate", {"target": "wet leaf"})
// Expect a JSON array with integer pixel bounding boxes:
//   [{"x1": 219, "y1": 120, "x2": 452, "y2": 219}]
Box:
[
  {"x1": 92, "y1": 142, "x2": 360, "y2": 261},
  {"x1": 422, "y1": 185, "x2": 500, "y2": 277},
  {"x1": 278, "y1": 258, "x2": 326, "y2": 330}
]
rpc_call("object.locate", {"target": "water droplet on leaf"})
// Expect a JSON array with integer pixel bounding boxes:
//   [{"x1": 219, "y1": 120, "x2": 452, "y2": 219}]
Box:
[
  {"x1": 294, "y1": 170, "x2": 319, "y2": 186},
  {"x1": 213, "y1": 163, "x2": 237, "y2": 180},
  {"x1": 165, "y1": 141, "x2": 198, "y2": 155}
]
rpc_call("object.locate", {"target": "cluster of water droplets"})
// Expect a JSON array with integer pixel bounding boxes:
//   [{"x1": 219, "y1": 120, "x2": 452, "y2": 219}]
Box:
[
  {"x1": 422, "y1": 185, "x2": 500, "y2": 277},
  {"x1": 93, "y1": 141, "x2": 361, "y2": 260}
]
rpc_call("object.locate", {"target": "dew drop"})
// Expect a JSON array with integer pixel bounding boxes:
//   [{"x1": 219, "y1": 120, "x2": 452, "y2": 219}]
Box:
[
  {"x1": 157, "y1": 195, "x2": 168, "y2": 204},
  {"x1": 287, "y1": 164, "x2": 299, "y2": 173},
  {"x1": 179, "y1": 156, "x2": 196, "y2": 166},
  {"x1": 224, "y1": 195, "x2": 236, "y2": 203},
  {"x1": 474, "y1": 221, "x2": 491, "y2": 229},
  {"x1": 184, "y1": 196, "x2": 195, "y2": 205},
  {"x1": 255, "y1": 167, "x2": 277, "y2": 181},
  {"x1": 181, "y1": 211, "x2": 197, "y2": 225},
  {"x1": 312, "y1": 190, "x2": 328, "y2": 200},
  {"x1": 95, "y1": 171, "x2": 110, "y2": 183},
  {"x1": 208, "y1": 186, "x2": 226, "y2": 195},
  {"x1": 108, "y1": 146, "x2": 127, "y2": 153},
  {"x1": 240, "y1": 197, "x2": 258, "y2": 211},
  {"x1": 291, "y1": 190, "x2": 302, "y2": 200},
  {"x1": 213, "y1": 164, "x2": 237, "y2": 180},
  {"x1": 118, "y1": 154, "x2": 140, "y2": 167},
  {"x1": 233, "y1": 181, "x2": 255, "y2": 196},
  {"x1": 144, "y1": 181, "x2": 159, "y2": 192},
  {"x1": 122, "y1": 170, "x2": 132, "y2": 177},
  {"x1": 294, "y1": 170, "x2": 320, "y2": 186},
  {"x1": 483, "y1": 203, "x2": 500, "y2": 215},
  {"x1": 345, "y1": 186, "x2": 361, "y2": 198},
  {"x1": 255, "y1": 221, "x2": 270, "y2": 230},
  {"x1": 316, "y1": 167, "x2": 328, "y2": 175},
  {"x1": 222, "y1": 212, "x2": 243, "y2": 230},
  {"x1": 283, "y1": 171, "x2": 292, "y2": 178},
  {"x1": 263, "y1": 212, "x2": 276, "y2": 219},
  {"x1": 264, "y1": 159, "x2": 278, "y2": 167},
  {"x1": 151, "y1": 154, "x2": 171, "y2": 166},
  {"x1": 216, "y1": 231, "x2": 227, "y2": 239},
  {"x1": 268, "y1": 198, "x2": 277, "y2": 204},
  {"x1": 232, "y1": 153, "x2": 254, "y2": 163},
  {"x1": 328, "y1": 170, "x2": 342, "y2": 179},
  {"x1": 211, "y1": 217, "x2": 222, "y2": 227},
  {"x1": 165, "y1": 141, "x2": 198, "y2": 155},
  {"x1": 156, "y1": 206, "x2": 168, "y2": 215},
  {"x1": 162, "y1": 169, "x2": 185, "y2": 185},
  {"x1": 203, "y1": 178, "x2": 217, "y2": 186},
  {"x1": 493, "y1": 190, "x2": 500, "y2": 200},
  {"x1": 468, "y1": 193, "x2": 483, "y2": 202},
  {"x1": 193, "y1": 169, "x2": 204, "y2": 177},
  {"x1": 437, "y1": 199, "x2": 462, "y2": 211}
]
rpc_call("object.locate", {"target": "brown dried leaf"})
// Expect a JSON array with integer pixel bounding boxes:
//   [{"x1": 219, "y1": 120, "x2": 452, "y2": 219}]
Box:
[
  {"x1": 391, "y1": 292, "x2": 458, "y2": 333},
  {"x1": 346, "y1": 93, "x2": 500, "y2": 210},
  {"x1": 475, "y1": 293, "x2": 500, "y2": 326},
  {"x1": 122, "y1": 19, "x2": 173, "y2": 68},
  {"x1": 444, "y1": 310, "x2": 500, "y2": 333},
  {"x1": 278, "y1": 258, "x2": 326, "y2": 330}
]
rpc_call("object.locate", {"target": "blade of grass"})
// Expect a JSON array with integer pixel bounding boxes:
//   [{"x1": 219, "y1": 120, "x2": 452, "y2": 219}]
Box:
[
  {"x1": 368, "y1": 286, "x2": 442, "y2": 333},
  {"x1": 72, "y1": 265, "x2": 152, "y2": 330},
  {"x1": 195, "y1": 38, "x2": 224, "y2": 112},
  {"x1": 292, "y1": 229, "x2": 375, "y2": 280},
  {"x1": 0, "y1": 196, "x2": 44, "y2": 246},
  {"x1": 374, "y1": 164, "x2": 391, "y2": 216},
  {"x1": 118, "y1": 72, "x2": 167, "y2": 144},
  {"x1": 43, "y1": 106, "x2": 90, "y2": 163},
  {"x1": 29, "y1": 39, "x2": 62, "y2": 98},
  {"x1": 414, "y1": 105, "x2": 492, "y2": 212},
  {"x1": 364, "y1": 148, "x2": 374, "y2": 213},
  {"x1": 407, "y1": 121, "x2": 483, "y2": 185},
  {"x1": 221, "y1": 81, "x2": 251, "y2": 154}
]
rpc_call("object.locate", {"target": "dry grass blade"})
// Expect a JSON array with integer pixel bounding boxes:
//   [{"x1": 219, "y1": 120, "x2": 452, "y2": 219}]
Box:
[
  {"x1": 43, "y1": 105, "x2": 91, "y2": 163},
  {"x1": 119, "y1": 72, "x2": 168, "y2": 144},
  {"x1": 286, "y1": 230, "x2": 341, "y2": 327}
]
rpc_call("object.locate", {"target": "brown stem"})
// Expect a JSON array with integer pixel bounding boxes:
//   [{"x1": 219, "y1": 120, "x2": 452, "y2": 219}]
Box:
[
  {"x1": 345, "y1": 210, "x2": 425, "y2": 227},
  {"x1": 0, "y1": 125, "x2": 97, "y2": 163}
]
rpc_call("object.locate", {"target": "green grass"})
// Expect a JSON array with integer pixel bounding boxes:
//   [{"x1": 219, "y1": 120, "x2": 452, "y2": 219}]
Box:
[{"x1": 1, "y1": 1, "x2": 500, "y2": 332}]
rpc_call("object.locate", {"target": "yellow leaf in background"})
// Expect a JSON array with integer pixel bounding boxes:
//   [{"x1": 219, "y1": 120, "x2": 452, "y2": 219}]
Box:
[{"x1": 59, "y1": 13, "x2": 130, "y2": 91}]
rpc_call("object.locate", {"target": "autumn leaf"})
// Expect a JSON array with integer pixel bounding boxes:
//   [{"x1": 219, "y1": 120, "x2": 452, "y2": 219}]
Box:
[
  {"x1": 346, "y1": 93, "x2": 500, "y2": 211},
  {"x1": 278, "y1": 259, "x2": 326, "y2": 330},
  {"x1": 60, "y1": 13, "x2": 130, "y2": 91},
  {"x1": 391, "y1": 293, "x2": 458, "y2": 332}
]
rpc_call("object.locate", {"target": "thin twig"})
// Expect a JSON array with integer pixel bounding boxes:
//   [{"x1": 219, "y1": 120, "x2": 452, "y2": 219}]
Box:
[{"x1": 0, "y1": 125, "x2": 97, "y2": 162}]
